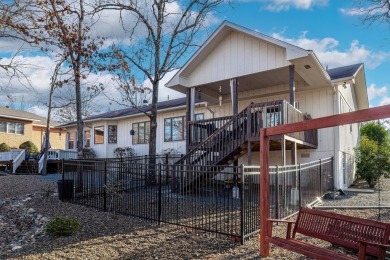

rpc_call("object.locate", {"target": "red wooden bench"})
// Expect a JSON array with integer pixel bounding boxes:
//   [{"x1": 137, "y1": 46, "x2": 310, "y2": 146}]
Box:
[{"x1": 266, "y1": 207, "x2": 390, "y2": 260}]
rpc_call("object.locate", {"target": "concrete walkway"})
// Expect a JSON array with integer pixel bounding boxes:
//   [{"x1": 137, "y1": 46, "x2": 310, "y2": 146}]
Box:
[{"x1": 38, "y1": 173, "x2": 62, "y2": 182}]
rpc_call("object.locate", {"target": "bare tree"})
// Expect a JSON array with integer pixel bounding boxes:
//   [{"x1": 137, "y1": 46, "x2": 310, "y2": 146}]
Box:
[
  {"x1": 354, "y1": 0, "x2": 390, "y2": 26},
  {"x1": 4, "y1": 94, "x2": 31, "y2": 111},
  {"x1": 0, "y1": 0, "x2": 36, "y2": 91},
  {"x1": 4, "y1": 0, "x2": 105, "y2": 158},
  {"x1": 105, "y1": 69, "x2": 152, "y2": 111},
  {"x1": 42, "y1": 58, "x2": 65, "y2": 176},
  {"x1": 95, "y1": 0, "x2": 226, "y2": 184},
  {"x1": 53, "y1": 86, "x2": 103, "y2": 123}
]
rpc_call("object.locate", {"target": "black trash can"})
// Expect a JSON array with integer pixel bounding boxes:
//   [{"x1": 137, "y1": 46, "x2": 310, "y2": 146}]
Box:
[{"x1": 58, "y1": 180, "x2": 74, "y2": 201}]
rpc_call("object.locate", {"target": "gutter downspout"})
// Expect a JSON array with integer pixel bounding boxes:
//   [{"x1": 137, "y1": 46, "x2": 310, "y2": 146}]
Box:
[{"x1": 333, "y1": 84, "x2": 341, "y2": 189}]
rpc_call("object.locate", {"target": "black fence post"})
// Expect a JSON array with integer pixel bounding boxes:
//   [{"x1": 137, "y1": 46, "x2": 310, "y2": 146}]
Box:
[
  {"x1": 240, "y1": 165, "x2": 245, "y2": 245},
  {"x1": 165, "y1": 154, "x2": 169, "y2": 184},
  {"x1": 104, "y1": 159, "x2": 107, "y2": 212},
  {"x1": 61, "y1": 159, "x2": 65, "y2": 201},
  {"x1": 275, "y1": 165, "x2": 279, "y2": 220},
  {"x1": 298, "y1": 163, "x2": 302, "y2": 207},
  {"x1": 158, "y1": 163, "x2": 162, "y2": 225},
  {"x1": 61, "y1": 159, "x2": 65, "y2": 181}
]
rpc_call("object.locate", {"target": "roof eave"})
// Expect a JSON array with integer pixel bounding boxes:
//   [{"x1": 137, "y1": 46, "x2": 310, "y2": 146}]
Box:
[
  {"x1": 0, "y1": 114, "x2": 38, "y2": 122},
  {"x1": 166, "y1": 21, "x2": 310, "y2": 89}
]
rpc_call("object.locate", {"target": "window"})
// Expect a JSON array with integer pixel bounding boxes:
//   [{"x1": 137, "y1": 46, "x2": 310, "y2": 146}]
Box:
[
  {"x1": 108, "y1": 125, "x2": 117, "y2": 144},
  {"x1": 15, "y1": 123, "x2": 24, "y2": 135},
  {"x1": 67, "y1": 132, "x2": 75, "y2": 149},
  {"x1": 195, "y1": 113, "x2": 204, "y2": 120},
  {"x1": 84, "y1": 130, "x2": 91, "y2": 147},
  {"x1": 0, "y1": 121, "x2": 24, "y2": 135},
  {"x1": 94, "y1": 126, "x2": 104, "y2": 144},
  {"x1": 164, "y1": 116, "x2": 185, "y2": 142},
  {"x1": 7, "y1": 122, "x2": 15, "y2": 134},
  {"x1": 0, "y1": 122, "x2": 6, "y2": 133},
  {"x1": 164, "y1": 114, "x2": 204, "y2": 142},
  {"x1": 132, "y1": 121, "x2": 150, "y2": 144}
]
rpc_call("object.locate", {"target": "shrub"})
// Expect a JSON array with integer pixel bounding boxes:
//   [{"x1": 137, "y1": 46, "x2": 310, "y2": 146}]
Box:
[
  {"x1": 355, "y1": 137, "x2": 390, "y2": 188},
  {"x1": 45, "y1": 216, "x2": 81, "y2": 236},
  {"x1": 360, "y1": 122, "x2": 389, "y2": 146},
  {"x1": 113, "y1": 147, "x2": 136, "y2": 158},
  {"x1": 19, "y1": 141, "x2": 38, "y2": 153},
  {"x1": 0, "y1": 143, "x2": 10, "y2": 152}
]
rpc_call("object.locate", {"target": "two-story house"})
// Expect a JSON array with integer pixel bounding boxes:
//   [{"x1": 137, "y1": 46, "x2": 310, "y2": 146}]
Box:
[{"x1": 61, "y1": 21, "x2": 368, "y2": 189}]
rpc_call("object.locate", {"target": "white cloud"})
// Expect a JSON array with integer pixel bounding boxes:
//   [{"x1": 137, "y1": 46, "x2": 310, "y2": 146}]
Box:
[
  {"x1": 339, "y1": 5, "x2": 388, "y2": 16},
  {"x1": 0, "y1": 54, "x2": 124, "y2": 113},
  {"x1": 28, "y1": 106, "x2": 49, "y2": 118},
  {"x1": 142, "y1": 69, "x2": 185, "y2": 102},
  {"x1": 365, "y1": 83, "x2": 390, "y2": 108},
  {"x1": 367, "y1": 83, "x2": 387, "y2": 101},
  {"x1": 379, "y1": 97, "x2": 390, "y2": 106},
  {"x1": 0, "y1": 55, "x2": 56, "y2": 105},
  {"x1": 272, "y1": 32, "x2": 390, "y2": 69},
  {"x1": 241, "y1": 0, "x2": 328, "y2": 12},
  {"x1": 339, "y1": 8, "x2": 363, "y2": 16}
]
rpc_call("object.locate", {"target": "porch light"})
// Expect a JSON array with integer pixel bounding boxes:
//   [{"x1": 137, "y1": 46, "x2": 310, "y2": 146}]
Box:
[{"x1": 130, "y1": 130, "x2": 135, "y2": 135}]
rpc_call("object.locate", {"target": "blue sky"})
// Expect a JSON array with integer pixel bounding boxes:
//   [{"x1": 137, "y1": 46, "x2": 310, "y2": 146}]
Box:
[
  {"x1": 0, "y1": 0, "x2": 389, "y2": 115},
  {"x1": 218, "y1": 0, "x2": 390, "y2": 107}
]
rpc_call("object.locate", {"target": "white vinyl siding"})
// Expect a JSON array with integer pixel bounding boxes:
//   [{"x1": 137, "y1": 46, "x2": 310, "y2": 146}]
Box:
[{"x1": 188, "y1": 31, "x2": 287, "y2": 87}]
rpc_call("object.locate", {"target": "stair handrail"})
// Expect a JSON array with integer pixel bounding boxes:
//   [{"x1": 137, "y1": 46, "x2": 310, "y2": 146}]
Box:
[
  {"x1": 38, "y1": 155, "x2": 44, "y2": 174},
  {"x1": 178, "y1": 100, "x2": 288, "y2": 165},
  {"x1": 177, "y1": 103, "x2": 253, "y2": 164},
  {"x1": 12, "y1": 149, "x2": 26, "y2": 174}
]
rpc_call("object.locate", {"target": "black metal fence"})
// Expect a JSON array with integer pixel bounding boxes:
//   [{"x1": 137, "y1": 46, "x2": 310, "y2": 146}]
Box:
[{"x1": 61, "y1": 157, "x2": 333, "y2": 243}]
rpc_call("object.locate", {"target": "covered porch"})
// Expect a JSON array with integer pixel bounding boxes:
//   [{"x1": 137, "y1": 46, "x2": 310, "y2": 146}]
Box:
[
  {"x1": 166, "y1": 22, "x2": 332, "y2": 166},
  {"x1": 177, "y1": 63, "x2": 324, "y2": 166}
]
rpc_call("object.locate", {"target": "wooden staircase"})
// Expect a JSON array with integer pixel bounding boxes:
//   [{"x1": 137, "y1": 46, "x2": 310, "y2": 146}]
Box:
[
  {"x1": 175, "y1": 104, "x2": 255, "y2": 193},
  {"x1": 174, "y1": 100, "x2": 318, "y2": 193},
  {"x1": 15, "y1": 160, "x2": 39, "y2": 175}
]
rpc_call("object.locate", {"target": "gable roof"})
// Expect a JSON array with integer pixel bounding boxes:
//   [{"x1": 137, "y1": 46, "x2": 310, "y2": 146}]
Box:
[
  {"x1": 327, "y1": 63, "x2": 363, "y2": 81},
  {"x1": 167, "y1": 20, "x2": 331, "y2": 91},
  {"x1": 328, "y1": 63, "x2": 368, "y2": 109},
  {"x1": 0, "y1": 106, "x2": 42, "y2": 121},
  {"x1": 174, "y1": 21, "x2": 310, "y2": 79},
  {"x1": 0, "y1": 106, "x2": 61, "y2": 127}
]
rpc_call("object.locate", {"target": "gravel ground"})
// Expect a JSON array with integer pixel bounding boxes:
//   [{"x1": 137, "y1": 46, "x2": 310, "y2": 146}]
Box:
[{"x1": 0, "y1": 174, "x2": 389, "y2": 260}]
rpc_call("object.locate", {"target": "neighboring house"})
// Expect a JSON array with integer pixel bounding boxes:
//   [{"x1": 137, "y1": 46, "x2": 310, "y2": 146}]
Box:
[
  {"x1": 0, "y1": 106, "x2": 65, "y2": 151},
  {"x1": 61, "y1": 21, "x2": 368, "y2": 189}
]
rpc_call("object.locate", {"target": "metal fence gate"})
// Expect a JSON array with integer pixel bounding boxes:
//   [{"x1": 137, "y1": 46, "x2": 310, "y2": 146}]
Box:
[{"x1": 61, "y1": 157, "x2": 333, "y2": 243}]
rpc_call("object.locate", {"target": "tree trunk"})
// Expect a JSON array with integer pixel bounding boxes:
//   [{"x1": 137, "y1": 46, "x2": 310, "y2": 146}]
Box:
[
  {"x1": 42, "y1": 59, "x2": 62, "y2": 175},
  {"x1": 75, "y1": 71, "x2": 83, "y2": 159},
  {"x1": 146, "y1": 80, "x2": 159, "y2": 185},
  {"x1": 42, "y1": 96, "x2": 54, "y2": 176},
  {"x1": 75, "y1": 0, "x2": 84, "y2": 160}
]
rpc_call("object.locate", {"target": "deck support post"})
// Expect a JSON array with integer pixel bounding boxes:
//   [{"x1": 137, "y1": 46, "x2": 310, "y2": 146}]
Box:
[
  {"x1": 186, "y1": 88, "x2": 195, "y2": 153},
  {"x1": 291, "y1": 142, "x2": 297, "y2": 165},
  {"x1": 289, "y1": 65, "x2": 295, "y2": 106},
  {"x1": 281, "y1": 136, "x2": 286, "y2": 166},
  {"x1": 247, "y1": 141, "x2": 252, "y2": 165},
  {"x1": 260, "y1": 128, "x2": 270, "y2": 257},
  {"x1": 230, "y1": 78, "x2": 238, "y2": 115}
]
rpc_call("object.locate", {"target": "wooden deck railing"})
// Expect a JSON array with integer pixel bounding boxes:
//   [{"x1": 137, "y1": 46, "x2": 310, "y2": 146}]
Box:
[
  {"x1": 188, "y1": 100, "x2": 318, "y2": 148},
  {"x1": 38, "y1": 149, "x2": 78, "y2": 174}
]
